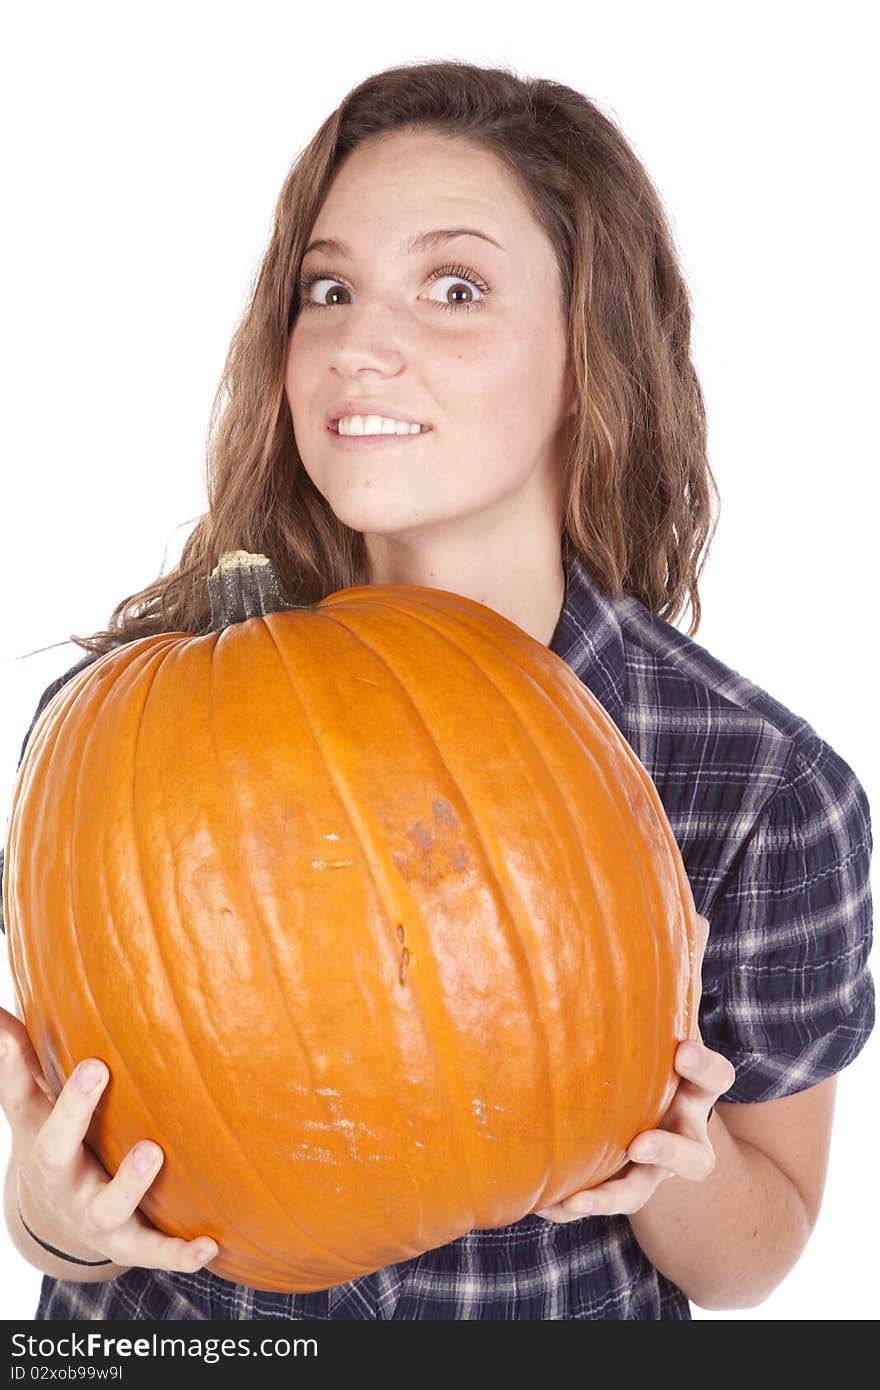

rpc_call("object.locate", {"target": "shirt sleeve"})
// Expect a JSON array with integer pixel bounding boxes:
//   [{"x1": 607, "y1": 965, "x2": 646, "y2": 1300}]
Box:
[
  {"x1": 1, "y1": 652, "x2": 103, "y2": 938},
  {"x1": 698, "y1": 730, "x2": 875, "y2": 1102}
]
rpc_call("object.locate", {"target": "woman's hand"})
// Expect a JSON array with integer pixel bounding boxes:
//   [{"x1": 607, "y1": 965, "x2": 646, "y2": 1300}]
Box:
[
  {"x1": 0, "y1": 1005, "x2": 219, "y2": 1272},
  {"x1": 535, "y1": 913, "x2": 736, "y2": 1222}
]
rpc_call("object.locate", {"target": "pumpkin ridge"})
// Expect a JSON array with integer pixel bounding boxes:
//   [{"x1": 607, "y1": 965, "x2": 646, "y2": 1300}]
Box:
[
  {"x1": 6, "y1": 649, "x2": 153, "y2": 1086},
  {"x1": 7, "y1": 664, "x2": 107, "y2": 1067},
  {"x1": 261, "y1": 609, "x2": 482, "y2": 1235},
  {"x1": 71, "y1": 653, "x2": 184, "y2": 1112},
  {"x1": 385, "y1": 597, "x2": 676, "y2": 1185},
  {"x1": 361, "y1": 598, "x2": 630, "y2": 1190},
  {"x1": 501, "y1": 639, "x2": 696, "y2": 1099},
  {"x1": 126, "y1": 645, "x2": 287, "y2": 1252},
  {"x1": 55, "y1": 648, "x2": 256, "y2": 1251},
  {"x1": 209, "y1": 631, "x2": 419, "y2": 1273},
  {"x1": 320, "y1": 602, "x2": 561, "y2": 1215},
  {"x1": 114, "y1": 642, "x2": 347, "y2": 1269},
  {"x1": 205, "y1": 624, "x2": 327, "y2": 1170},
  {"x1": 200, "y1": 632, "x2": 381, "y2": 1269}
]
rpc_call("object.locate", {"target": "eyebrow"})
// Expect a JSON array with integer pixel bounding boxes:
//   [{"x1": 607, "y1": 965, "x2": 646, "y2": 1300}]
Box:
[{"x1": 301, "y1": 227, "x2": 507, "y2": 260}]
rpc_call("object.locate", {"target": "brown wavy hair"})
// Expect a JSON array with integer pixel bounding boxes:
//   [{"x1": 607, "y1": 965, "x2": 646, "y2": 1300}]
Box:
[{"x1": 57, "y1": 57, "x2": 717, "y2": 658}]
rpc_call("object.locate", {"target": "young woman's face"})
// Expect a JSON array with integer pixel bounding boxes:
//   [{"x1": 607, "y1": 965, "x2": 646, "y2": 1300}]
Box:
[{"x1": 284, "y1": 130, "x2": 574, "y2": 556}]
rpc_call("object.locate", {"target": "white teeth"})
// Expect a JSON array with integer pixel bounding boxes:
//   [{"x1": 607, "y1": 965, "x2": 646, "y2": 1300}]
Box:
[{"x1": 336, "y1": 414, "x2": 424, "y2": 436}]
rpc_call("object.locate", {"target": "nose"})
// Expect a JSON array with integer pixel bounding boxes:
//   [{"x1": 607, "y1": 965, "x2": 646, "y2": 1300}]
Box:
[{"x1": 323, "y1": 301, "x2": 409, "y2": 376}]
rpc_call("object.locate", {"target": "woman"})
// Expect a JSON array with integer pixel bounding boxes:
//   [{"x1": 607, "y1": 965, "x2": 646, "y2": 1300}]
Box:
[{"x1": 0, "y1": 59, "x2": 873, "y2": 1320}]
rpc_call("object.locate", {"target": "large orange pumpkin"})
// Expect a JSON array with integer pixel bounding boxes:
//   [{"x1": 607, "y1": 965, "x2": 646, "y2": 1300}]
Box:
[{"x1": 3, "y1": 551, "x2": 699, "y2": 1292}]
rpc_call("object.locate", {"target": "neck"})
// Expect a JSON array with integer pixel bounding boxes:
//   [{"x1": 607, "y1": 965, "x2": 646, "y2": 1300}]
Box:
[{"x1": 363, "y1": 524, "x2": 568, "y2": 648}]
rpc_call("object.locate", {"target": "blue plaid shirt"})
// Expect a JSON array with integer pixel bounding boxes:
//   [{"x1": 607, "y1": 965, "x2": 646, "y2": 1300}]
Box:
[{"x1": 2, "y1": 543, "x2": 874, "y2": 1319}]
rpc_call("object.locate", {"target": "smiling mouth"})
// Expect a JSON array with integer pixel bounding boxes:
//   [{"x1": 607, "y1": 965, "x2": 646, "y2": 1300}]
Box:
[
  {"x1": 327, "y1": 424, "x2": 432, "y2": 447},
  {"x1": 330, "y1": 421, "x2": 431, "y2": 436}
]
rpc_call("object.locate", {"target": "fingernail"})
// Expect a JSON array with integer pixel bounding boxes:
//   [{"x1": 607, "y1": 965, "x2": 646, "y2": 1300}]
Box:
[
  {"x1": 132, "y1": 1142, "x2": 160, "y2": 1174},
  {"x1": 74, "y1": 1061, "x2": 106, "y2": 1093},
  {"x1": 193, "y1": 1243, "x2": 217, "y2": 1265}
]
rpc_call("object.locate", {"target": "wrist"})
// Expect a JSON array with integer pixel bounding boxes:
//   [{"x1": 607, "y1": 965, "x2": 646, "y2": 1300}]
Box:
[{"x1": 16, "y1": 1172, "x2": 112, "y2": 1266}]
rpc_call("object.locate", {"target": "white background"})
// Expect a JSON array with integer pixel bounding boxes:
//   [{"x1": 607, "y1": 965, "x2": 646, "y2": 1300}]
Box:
[{"x1": 1, "y1": 0, "x2": 876, "y2": 1321}]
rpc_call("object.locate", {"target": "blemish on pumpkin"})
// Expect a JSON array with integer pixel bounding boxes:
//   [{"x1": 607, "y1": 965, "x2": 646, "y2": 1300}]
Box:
[
  {"x1": 411, "y1": 821, "x2": 434, "y2": 851},
  {"x1": 323, "y1": 832, "x2": 341, "y2": 841},
  {"x1": 432, "y1": 797, "x2": 456, "y2": 824},
  {"x1": 391, "y1": 803, "x2": 471, "y2": 887},
  {"x1": 395, "y1": 924, "x2": 413, "y2": 984},
  {"x1": 311, "y1": 858, "x2": 356, "y2": 870}
]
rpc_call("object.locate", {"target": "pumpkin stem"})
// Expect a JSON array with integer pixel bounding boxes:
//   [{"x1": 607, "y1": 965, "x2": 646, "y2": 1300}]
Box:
[{"x1": 206, "y1": 551, "x2": 309, "y2": 631}]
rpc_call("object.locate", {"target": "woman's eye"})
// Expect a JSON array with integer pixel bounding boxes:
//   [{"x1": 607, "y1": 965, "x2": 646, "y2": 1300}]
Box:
[
  {"x1": 423, "y1": 272, "x2": 487, "y2": 313},
  {"x1": 299, "y1": 277, "x2": 351, "y2": 308},
  {"x1": 297, "y1": 265, "x2": 491, "y2": 315}
]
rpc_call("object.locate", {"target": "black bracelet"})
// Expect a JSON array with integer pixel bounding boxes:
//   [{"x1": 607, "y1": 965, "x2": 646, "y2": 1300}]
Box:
[{"x1": 17, "y1": 1205, "x2": 113, "y2": 1266}]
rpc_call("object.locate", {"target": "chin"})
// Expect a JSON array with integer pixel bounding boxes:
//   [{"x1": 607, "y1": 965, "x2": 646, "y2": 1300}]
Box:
[{"x1": 322, "y1": 494, "x2": 428, "y2": 538}]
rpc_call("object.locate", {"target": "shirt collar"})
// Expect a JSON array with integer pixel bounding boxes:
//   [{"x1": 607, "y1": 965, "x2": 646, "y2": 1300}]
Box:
[{"x1": 549, "y1": 542, "x2": 627, "y2": 731}]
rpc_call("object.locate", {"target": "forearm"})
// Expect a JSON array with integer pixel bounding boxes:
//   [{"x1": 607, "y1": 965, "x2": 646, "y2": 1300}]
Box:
[
  {"x1": 4, "y1": 1159, "x2": 130, "y2": 1283},
  {"x1": 627, "y1": 1110, "x2": 812, "y2": 1310}
]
